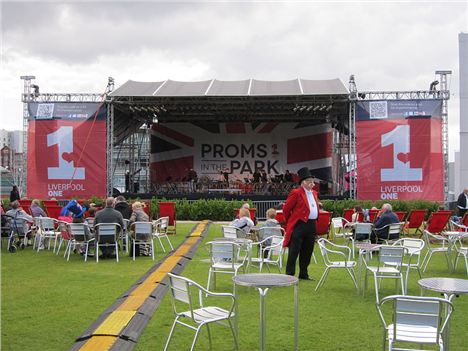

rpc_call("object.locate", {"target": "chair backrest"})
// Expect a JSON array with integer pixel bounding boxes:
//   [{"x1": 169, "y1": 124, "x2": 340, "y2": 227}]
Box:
[
  {"x1": 460, "y1": 213, "x2": 468, "y2": 227},
  {"x1": 406, "y1": 209, "x2": 428, "y2": 229},
  {"x1": 368, "y1": 209, "x2": 380, "y2": 223},
  {"x1": 68, "y1": 223, "x2": 91, "y2": 242},
  {"x1": 342, "y1": 209, "x2": 354, "y2": 224},
  {"x1": 316, "y1": 211, "x2": 332, "y2": 236},
  {"x1": 426, "y1": 212, "x2": 451, "y2": 233},
  {"x1": 45, "y1": 205, "x2": 62, "y2": 219},
  {"x1": 222, "y1": 225, "x2": 244, "y2": 239},
  {"x1": 379, "y1": 295, "x2": 452, "y2": 346},
  {"x1": 379, "y1": 246, "x2": 405, "y2": 269},
  {"x1": 393, "y1": 238, "x2": 425, "y2": 265},
  {"x1": 85, "y1": 217, "x2": 95, "y2": 228},
  {"x1": 354, "y1": 223, "x2": 373, "y2": 240},
  {"x1": 266, "y1": 236, "x2": 284, "y2": 258},
  {"x1": 209, "y1": 242, "x2": 240, "y2": 269},
  {"x1": 95, "y1": 223, "x2": 120, "y2": 244},
  {"x1": 39, "y1": 217, "x2": 57, "y2": 231},
  {"x1": 159, "y1": 202, "x2": 176, "y2": 226},
  {"x1": 331, "y1": 217, "x2": 344, "y2": 230},
  {"x1": 132, "y1": 221, "x2": 153, "y2": 240},
  {"x1": 317, "y1": 238, "x2": 333, "y2": 265},
  {"x1": 167, "y1": 273, "x2": 197, "y2": 320},
  {"x1": 42, "y1": 200, "x2": 58, "y2": 207},
  {"x1": 18, "y1": 199, "x2": 32, "y2": 211},
  {"x1": 394, "y1": 211, "x2": 407, "y2": 222},
  {"x1": 258, "y1": 226, "x2": 284, "y2": 241},
  {"x1": 387, "y1": 222, "x2": 402, "y2": 239}
]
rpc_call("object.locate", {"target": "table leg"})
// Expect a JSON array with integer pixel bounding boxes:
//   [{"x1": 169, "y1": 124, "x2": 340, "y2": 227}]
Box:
[
  {"x1": 444, "y1": 293, "x2": 455, "y2": 351},
  {"x1": 258, "y1": 287, "x2": 269, "y2": 351},
  {"x1": 294, "y1": 283, "x2": 299, "y2": 351}
]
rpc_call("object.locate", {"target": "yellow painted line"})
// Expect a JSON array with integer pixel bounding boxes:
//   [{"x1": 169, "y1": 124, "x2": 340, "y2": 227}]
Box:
[
  {"x1": 78, "y1": 221, "x2": 209, "y2": 350},
  {"x1": 94, "y1": 310, "x2": 136, "y2": 335},
  {"x1": 80, "y1": 336, "x2": 117, "y2": 351}
]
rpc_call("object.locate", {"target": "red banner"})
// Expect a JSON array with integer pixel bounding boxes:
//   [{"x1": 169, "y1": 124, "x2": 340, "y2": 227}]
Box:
[
  {"x1": 357, "y1": 110, "x2": 443, "y2": 201},
  {"x1": 27, "y1": 119, "x2": 106, "y2": 199}
]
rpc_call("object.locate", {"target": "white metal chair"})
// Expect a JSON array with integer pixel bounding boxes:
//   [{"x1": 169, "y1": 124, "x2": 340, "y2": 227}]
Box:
[
  {"x1": 454, "y1": 233, "x2": 468, "y2": 275},
  {"x1": 331, "y1": 217, "x2": 350, "y2": 239},
  {"x1": 121, "y1": 218, "x2": 130, "y2": 253},
  {"x1": 152, "y1": 217, "x2": 174, "y2": 252},
  {"x1": 221, "y1": 225, "x2": 246, "y2": 239},
  {"x1": 374, "y1": 222, "x2": 403, "y2": 245},
  {"x1": 65, "y1": 223, "x2": 94, "y2": 261},
  {"x1": 421, "y1": 230, "x2": 450, "y2": 272},
  {"x1": 250, "y1": 235, "x2": 284, "y2": 273},
  {"x1": 315, "y1": 238, "x2": 358, "y2": 291},
  {"x1": 391, "y1": 238, "x2": 425, "y2": 293},
  {"x1": 345, "y1": 222, "x2": 372, "y2": 258},
  {"x1": 377, "y1": 295, "x2": 453, "y2": 351},
  {"x1": 164, "y1": 273, "x2": 238, "y2": 351},
  {"x1": 130, "y1": 221, "x2": 155, "y2": 261},
  {"x1": 36, "y1": 217, "x2": 60, "y2": 252},
  {"x1": 364, "y1": 246, "x2": 406, "y2": 303},
  {"x1": 94, "y1": 223, "x2": 121, "y2": 262},
  {"x1": 206, "y1": 241, "x2": 246, "y2": 291}
]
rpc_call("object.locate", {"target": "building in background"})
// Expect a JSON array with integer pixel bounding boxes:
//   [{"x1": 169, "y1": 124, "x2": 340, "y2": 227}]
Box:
[{"x1": 0, "y1": 129, "x2": 24, "y2": 197}]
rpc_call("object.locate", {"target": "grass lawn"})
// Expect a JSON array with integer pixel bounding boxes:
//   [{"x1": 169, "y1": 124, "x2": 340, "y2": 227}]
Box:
[{"x1": 2, "y1": 222, "x2": 468, "y2": 350}]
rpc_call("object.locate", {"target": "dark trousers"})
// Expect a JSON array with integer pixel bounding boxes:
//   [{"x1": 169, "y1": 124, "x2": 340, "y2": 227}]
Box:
[{"x1": 286, "y1": 219, "x2": 316, "y2": 278}]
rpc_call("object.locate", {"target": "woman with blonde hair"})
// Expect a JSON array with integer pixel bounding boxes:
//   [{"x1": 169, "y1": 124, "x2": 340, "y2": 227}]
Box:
[
  {"x1": 230, "y1": 207, "x2": 254, "y2": 235},
  {"x1": 129, "y1": 201, "x2": 149, "y2": 223}
]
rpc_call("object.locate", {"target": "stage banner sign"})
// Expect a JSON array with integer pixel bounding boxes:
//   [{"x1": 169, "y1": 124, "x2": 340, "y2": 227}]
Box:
[
  {"x1": 356, "y1": 100, "x2": 443, "y2": 201},
  {"x1": 27, "y1": 103, "x2": 107, "y2": 199},
  {"x1": 150, "y1": 122, "x2": 333, "y2": 182}
]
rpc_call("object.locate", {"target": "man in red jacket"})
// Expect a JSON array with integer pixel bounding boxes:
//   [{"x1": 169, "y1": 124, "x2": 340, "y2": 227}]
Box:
[{"x1": 283, "y1": 167, "x2": 320, "y2": 280}]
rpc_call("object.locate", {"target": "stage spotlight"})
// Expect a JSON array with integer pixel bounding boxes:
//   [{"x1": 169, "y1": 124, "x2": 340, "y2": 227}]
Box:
[
  {"x1": 430, "y1": 80, "x2": 439, "y2": 91},
  {"x1": 358, "y1": 93, "x2": 366, "y2": 99}
]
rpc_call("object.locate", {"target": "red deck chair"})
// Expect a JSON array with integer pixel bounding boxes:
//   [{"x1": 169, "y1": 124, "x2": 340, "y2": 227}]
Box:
[
  {"x1": 18, "y1": 199, "x2": 32, "y2": 215},
  {"x1": 316, "y1": 211, "x2": 332, "y2": 238},
  {"x1": 403, "y1": 209, "x2": 428, "y2": 235},
  {"x1": 395, "y1": 211, "x2": 407, "y2": 222},
  {"x1": 45, "y1": 205, "x2": 63, "y2": 219},
  {"x1": 159, "y1": 202, "x2": 176, "y2": 234},
  {"x1": 342, "y1": 209, "x2": 354, "y2": 225},
  {"x1": 421, "y1": 211, "x2": 452, "y2": 236},
  {"x1": 42, "y1": 200, "x2": 58, "y2": 207},
  {"x1": 368, "y1": 209, "x2": 380, "y2": 223},
  {"x1": 275, "y1": 210, "x2": 286, "y2": 231}
]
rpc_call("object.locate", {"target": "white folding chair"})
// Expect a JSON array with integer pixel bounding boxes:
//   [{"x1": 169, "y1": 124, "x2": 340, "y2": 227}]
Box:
[
  {"x1": 374, "y1": 222, "x2": 403, "y2": 245},
  {"x1": 315, "y1": 238, "x2": 358, "y2": 291},
  {"x1": 377, "y1": 295, "x2": 453, "y2": 351},
  {"x1": 421, "y1": 230, "x2": 450, "y2": 272},
  {"x1": 391, "y1": 238, "x2": 425, "y2": 293},
  {"x1": 164, "y1": 273, "x2": 238, "y2": 351},
  {"x1": 152, "y1": 216, "x2": 174, "y2": 252},
  {"x1": 130, "y1": 221, "x2": 155, "y2": 261},
  {"x1": 364, "y1": 246, "x2": 406, "y2": 303},
  {"x1": 345, "y1": 222, "x2": 372, "y2": 258},
  {"x1": 94, "y1": 223, "x2": 121, "y2": 262},
  {"x1": 331, "y1": 217, "x2": 350, "y2": 239},
  {"x1": 250, "y1": 235, "x2": 284, "y2": 273},
  {"x1": 206, "y1": 241, "x2": 246, "y2": 291}
]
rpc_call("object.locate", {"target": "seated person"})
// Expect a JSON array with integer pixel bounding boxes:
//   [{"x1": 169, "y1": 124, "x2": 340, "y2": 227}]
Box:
[
  {"x1": 129, "y1": 202, "x2": 150, "y2": 256},
  {"x1": 261, "y1": 208, "x2": 280, "y2": 239},
  {"x1": 351, "y1": 205, "x2": 364, "y2": 223},
  {"x1": 230, "y1": 208, "x2": 254, "y2": 236},
  {"x1": 30, "y1": 199, "x2": 47, "y2": 217},
  {"x1": 371, "y1": 203, "x2": 400, "y2": 243}
]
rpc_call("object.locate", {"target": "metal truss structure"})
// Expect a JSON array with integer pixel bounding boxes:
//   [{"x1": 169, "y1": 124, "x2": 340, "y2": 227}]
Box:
[{"x1": 21, "y1": 74, "x2": 451, "y2": 201}]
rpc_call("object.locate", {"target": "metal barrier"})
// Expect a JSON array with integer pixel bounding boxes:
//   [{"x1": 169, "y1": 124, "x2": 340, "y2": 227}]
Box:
[{"x1": 253, "y1": 200, "x2": 284, "y2": 220}]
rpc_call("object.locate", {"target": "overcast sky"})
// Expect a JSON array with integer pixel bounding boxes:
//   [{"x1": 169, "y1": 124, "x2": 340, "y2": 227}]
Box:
[{"x1": 1, "y1": 0, "x2": 467, "y2": 159}]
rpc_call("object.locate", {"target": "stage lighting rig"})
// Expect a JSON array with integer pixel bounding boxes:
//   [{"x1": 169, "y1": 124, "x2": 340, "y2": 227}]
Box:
[{"x1": 429, "y1": 80, "x2": 439, "y2": 91}]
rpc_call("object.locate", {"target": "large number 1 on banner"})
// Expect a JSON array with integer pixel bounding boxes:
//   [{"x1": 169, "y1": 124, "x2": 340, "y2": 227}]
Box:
[
  {"x1": 380, "y1": 125, "x2": 422, "y2": 181},
  {"x1": 47, "y1": 126, "x2": 85, "y2": 180}
]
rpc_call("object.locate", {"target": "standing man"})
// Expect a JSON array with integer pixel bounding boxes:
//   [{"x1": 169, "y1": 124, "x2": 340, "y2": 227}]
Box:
[
  {"x1": 457, "y1": 188, "x2": 468, "y2": 218},
  {"x1": 283, "y1": 167, "x2": 319, "y2": 280},
  {"x1": 94, "y1": 197, "x2": 124, "y2": 259}
]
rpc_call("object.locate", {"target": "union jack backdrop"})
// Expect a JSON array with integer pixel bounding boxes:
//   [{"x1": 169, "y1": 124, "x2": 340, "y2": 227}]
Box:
[{"x1": 150, "y1": 122, "x2": 333, "y2": 183}]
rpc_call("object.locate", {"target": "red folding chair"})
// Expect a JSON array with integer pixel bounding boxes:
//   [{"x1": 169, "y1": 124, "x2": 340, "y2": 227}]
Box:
[
  {"x1": 421, "y1": 211, "x2": 451, "y2": 236},
  {"x1": 45, "y1": 205, "x2": 63, "y2": 219},
  {"x1": 159, "y1": 202, "x2": 176, "y2": 234},
  {"x1": 368, "y1": 209, "x2": 380, "y2": 223},
  {"x1": 18, "y1": 199, "x2": 32, "y2": 215},
  {"x1": 42, "y1": 200, "x2": 58, "y2": 207},
  {"x1": 316, "y1": 211, "x2": 332, "y2": 238},
  {"x1": 395, "y1": 211, "x2": 407, "y2": 222},
  {"x1": 342, "y1": 209, "x2": 354, "y2": 225},
  {"x1": 403, "y1": 209, "x2": 428, "y2": 236},
  {"x1": 452, "y1": 213, "x2": 468, "y2": 232}
]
